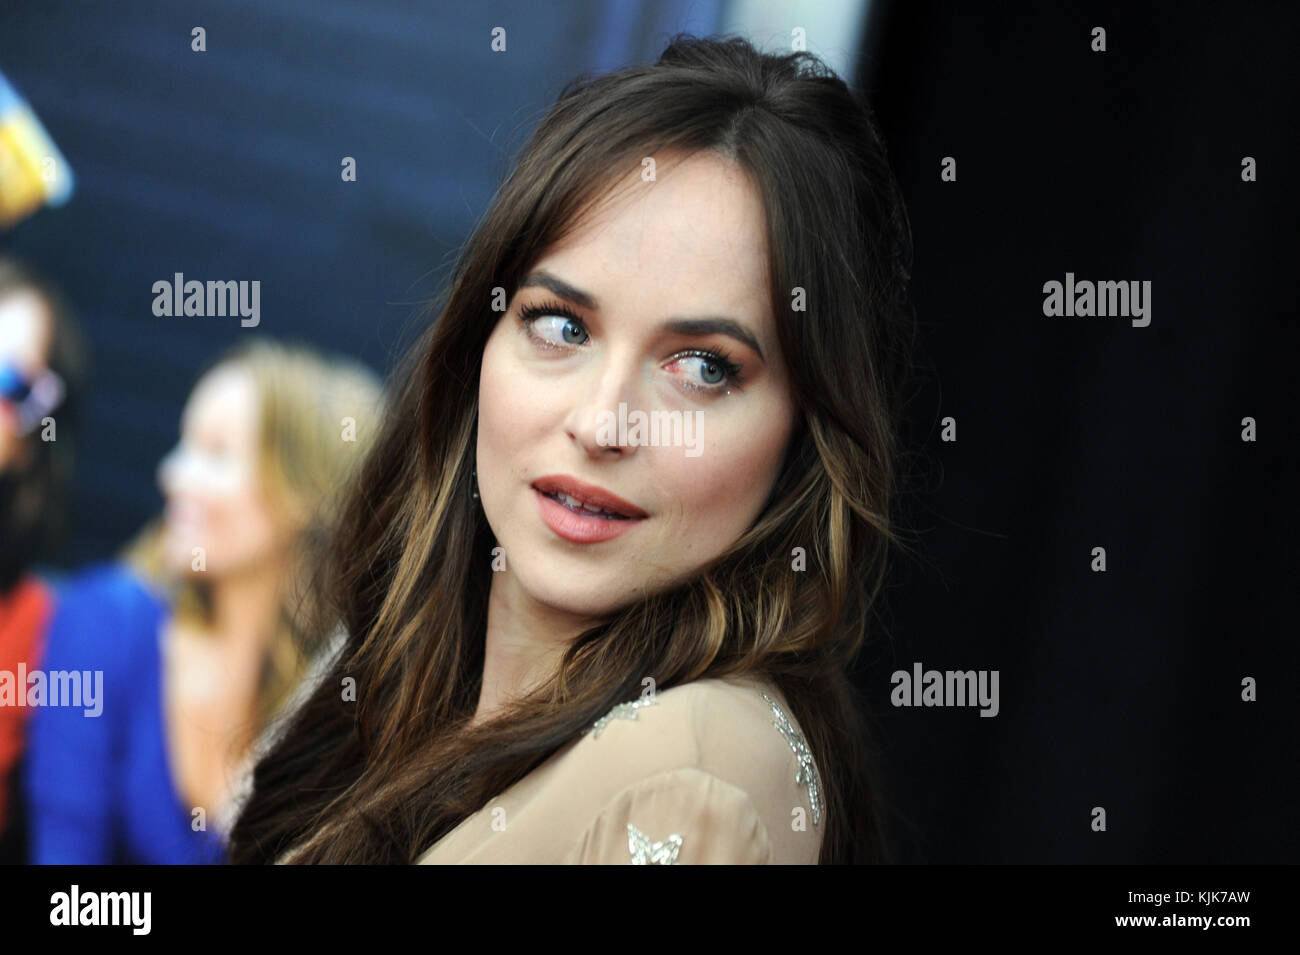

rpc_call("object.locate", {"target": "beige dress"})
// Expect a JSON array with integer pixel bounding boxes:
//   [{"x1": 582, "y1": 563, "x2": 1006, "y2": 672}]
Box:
[{"x1": 416, "y1": 671, "x2": 824, "y2": 864}]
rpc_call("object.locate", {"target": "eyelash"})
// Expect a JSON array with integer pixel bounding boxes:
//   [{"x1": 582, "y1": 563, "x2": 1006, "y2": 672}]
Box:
[{"x1": 516, "y1": 299, "x2": 746, "y2": 393}]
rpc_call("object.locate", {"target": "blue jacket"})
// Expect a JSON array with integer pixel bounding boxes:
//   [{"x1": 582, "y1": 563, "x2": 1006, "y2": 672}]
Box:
[{"x1": 24, "y1": 563, "x2": 226, "y2": 864}]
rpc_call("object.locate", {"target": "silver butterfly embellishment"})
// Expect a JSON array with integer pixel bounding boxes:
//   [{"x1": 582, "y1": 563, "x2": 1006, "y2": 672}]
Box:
[
  {"x1": 590, "y1": 694, "x2": 658, "y2": 737},
  {"x1": 627, "y1": 824, "x2": 682, "y2": 864},
  {"x1": 761, "y1": 691, "x2": 823, "y2": 827}
]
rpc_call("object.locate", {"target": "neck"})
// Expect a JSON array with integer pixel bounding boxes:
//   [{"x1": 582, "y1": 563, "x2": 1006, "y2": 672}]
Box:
[
  {"x1": 472, "y1": 570, "x2": 602, "y2": 727},
  {"x1": 210, "y1": 562, "x2": 282, "y2": 648},
  {"x1": 176, "y1": 557, "x2": 287, "y2": 756}
]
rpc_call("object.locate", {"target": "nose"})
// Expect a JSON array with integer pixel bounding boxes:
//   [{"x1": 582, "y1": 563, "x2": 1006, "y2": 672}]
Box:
[
  {"x1": 562, "y1": 350, "x2": 643, "y2": 459},
  {"x1": 157, "y1": 444, "x2": 187, "y2": 496}
]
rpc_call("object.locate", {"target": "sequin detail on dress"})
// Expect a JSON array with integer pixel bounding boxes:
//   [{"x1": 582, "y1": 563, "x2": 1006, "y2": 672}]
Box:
[
  {"x1": 760, "y1": 691, "x2": 823, "y2": 827},
  {"x1": 627, "y1": 823, "x2": 682, "y2": 864},
  {"x1": 590, "y1": 694, "x2": 658, "y2": 737}
]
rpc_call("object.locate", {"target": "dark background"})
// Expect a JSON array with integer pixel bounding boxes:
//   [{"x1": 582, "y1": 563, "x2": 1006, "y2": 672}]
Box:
[
  {"x1": 858, "y1": 1, "x2": 1297, "y2": 863},
  {"x1": 1, "y1": 0, "x2": 1294, "y2": 863}
]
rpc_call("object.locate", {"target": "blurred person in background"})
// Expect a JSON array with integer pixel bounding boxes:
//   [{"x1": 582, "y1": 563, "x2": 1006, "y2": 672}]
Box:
[
  {"x1": 0, "y1": 257, "x2": 85, "y2": 864},
  {"x1": 24, "y1": 337, "x2": 383, "y2": 863}
]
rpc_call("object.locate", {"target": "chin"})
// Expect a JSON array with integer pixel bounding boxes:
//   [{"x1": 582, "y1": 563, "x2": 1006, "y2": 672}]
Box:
[
  {"x1": 170, "y1": 558, "x2": 206, "y2": 580},
  {"x1": 158, "y1": 542, "x2": 190, "y2": 575},
  {"x1": 517, "y1": 575, "x2": 631, "y2": 621}
]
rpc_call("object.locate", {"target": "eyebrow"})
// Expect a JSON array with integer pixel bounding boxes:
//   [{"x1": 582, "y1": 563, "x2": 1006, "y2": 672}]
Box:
[{"x1": 519, "y1": 269, "x2": 765, "y2": 361}]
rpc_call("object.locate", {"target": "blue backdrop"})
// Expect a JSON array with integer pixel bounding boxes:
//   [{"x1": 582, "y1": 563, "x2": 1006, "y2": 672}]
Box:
[{"x1": 0, "y1": 0, "x2": 732, "y2": 566}]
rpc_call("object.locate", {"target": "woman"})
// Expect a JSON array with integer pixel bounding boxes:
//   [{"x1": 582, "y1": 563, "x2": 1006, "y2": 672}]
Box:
[
  {"x1": 24, "y1": 339, "x2": 383, "y2": 863},
  {"x1": 0, "y1": 258, "x2": 85, "y2": 863},
  {"x1": 230, "y1": 33, "x2": 916, "y2": 865}
]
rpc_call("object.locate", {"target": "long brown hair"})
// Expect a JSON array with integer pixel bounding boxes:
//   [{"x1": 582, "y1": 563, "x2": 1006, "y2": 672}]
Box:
[{"x1": 229, "y1": 33, "x2": 916, "y2": 864}]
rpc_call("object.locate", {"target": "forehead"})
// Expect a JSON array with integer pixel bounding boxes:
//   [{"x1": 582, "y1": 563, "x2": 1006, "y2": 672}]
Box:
[
  {"x1": 185, "y1": 362, "x2": 258, "y2": 431},
  {"x1": 0, "y1": 290, "x2": 52, "y2": 370},
  {"x1": 533, "y1": 151, "x2": 772, "y2": 324}
]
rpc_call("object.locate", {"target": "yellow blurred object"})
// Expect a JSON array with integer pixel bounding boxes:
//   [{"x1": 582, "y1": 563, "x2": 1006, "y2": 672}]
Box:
[{"x1": 0, "y1": 73, "x2": 74, "y2": 230}]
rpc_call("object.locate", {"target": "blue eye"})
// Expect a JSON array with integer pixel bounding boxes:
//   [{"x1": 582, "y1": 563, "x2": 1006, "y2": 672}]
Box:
[
  {"x1": 688, "y1": 355, "x2": 725, "y2": 384},
  {"x1": 516, "y1": 299, "x2": 746, "y2": 395},
  {"x1": 518, "y1": 302, "x2": 588, "y2": 346},
  {"x1": 667, "y1": 350, "x2": 744, "y2": 394}
]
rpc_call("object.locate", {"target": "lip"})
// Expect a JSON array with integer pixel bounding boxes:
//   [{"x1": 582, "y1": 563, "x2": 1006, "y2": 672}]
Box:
[
  {"x1": 163, "y1": 499, "x2": 204, "y2": 535},
  {"x1": 533, "y1": 489, "x2": 646, "y2": 543},
  {"x1": 531, "y1": 474, "x2": 648, "y2": 519},
  {"x1": 531, "y1": 474, "x2": 648, "y2": 544}
]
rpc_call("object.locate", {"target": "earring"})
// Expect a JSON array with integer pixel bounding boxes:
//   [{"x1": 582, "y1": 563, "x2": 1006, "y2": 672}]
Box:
[{"x1": 471, "y1": 468, "x2": 479, "y2": 500}]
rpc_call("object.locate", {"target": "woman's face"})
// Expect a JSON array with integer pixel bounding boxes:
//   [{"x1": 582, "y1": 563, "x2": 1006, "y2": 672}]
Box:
[
  {"x1": 157, "y1": 362, "x2": 286, "y2": 579},
  {"x1": 0, "y1": 289, "x2": 52, "y2": 471},
  {"x1": 476, "y1": 150, "x2": 799, "y2": 621}
]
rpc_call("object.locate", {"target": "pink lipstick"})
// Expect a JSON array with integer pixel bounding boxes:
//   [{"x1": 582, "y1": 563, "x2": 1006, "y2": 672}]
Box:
[{"x1": 531, "y1": 474, "x2": 648, "y2": 543}]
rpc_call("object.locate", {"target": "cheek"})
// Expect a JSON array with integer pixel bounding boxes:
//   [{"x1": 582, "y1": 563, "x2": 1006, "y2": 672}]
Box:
[
  {"x1": 477, "y1": 330, "x2": 549, "y2": 480},
  {"x1": 658, "y1": 407, "x2": 793, "y2": 540},
  {"x1": 477, "y1": 338, "x2": 514, "y2": 446},
  {"x1": 208, "y1": 473, "x2": 279, "y2": 551}
]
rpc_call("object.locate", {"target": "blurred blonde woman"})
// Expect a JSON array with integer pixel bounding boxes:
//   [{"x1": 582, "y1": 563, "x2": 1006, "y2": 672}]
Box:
[{"x1": 25, "y1": 338, "x2": 383, "y2": 863}]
